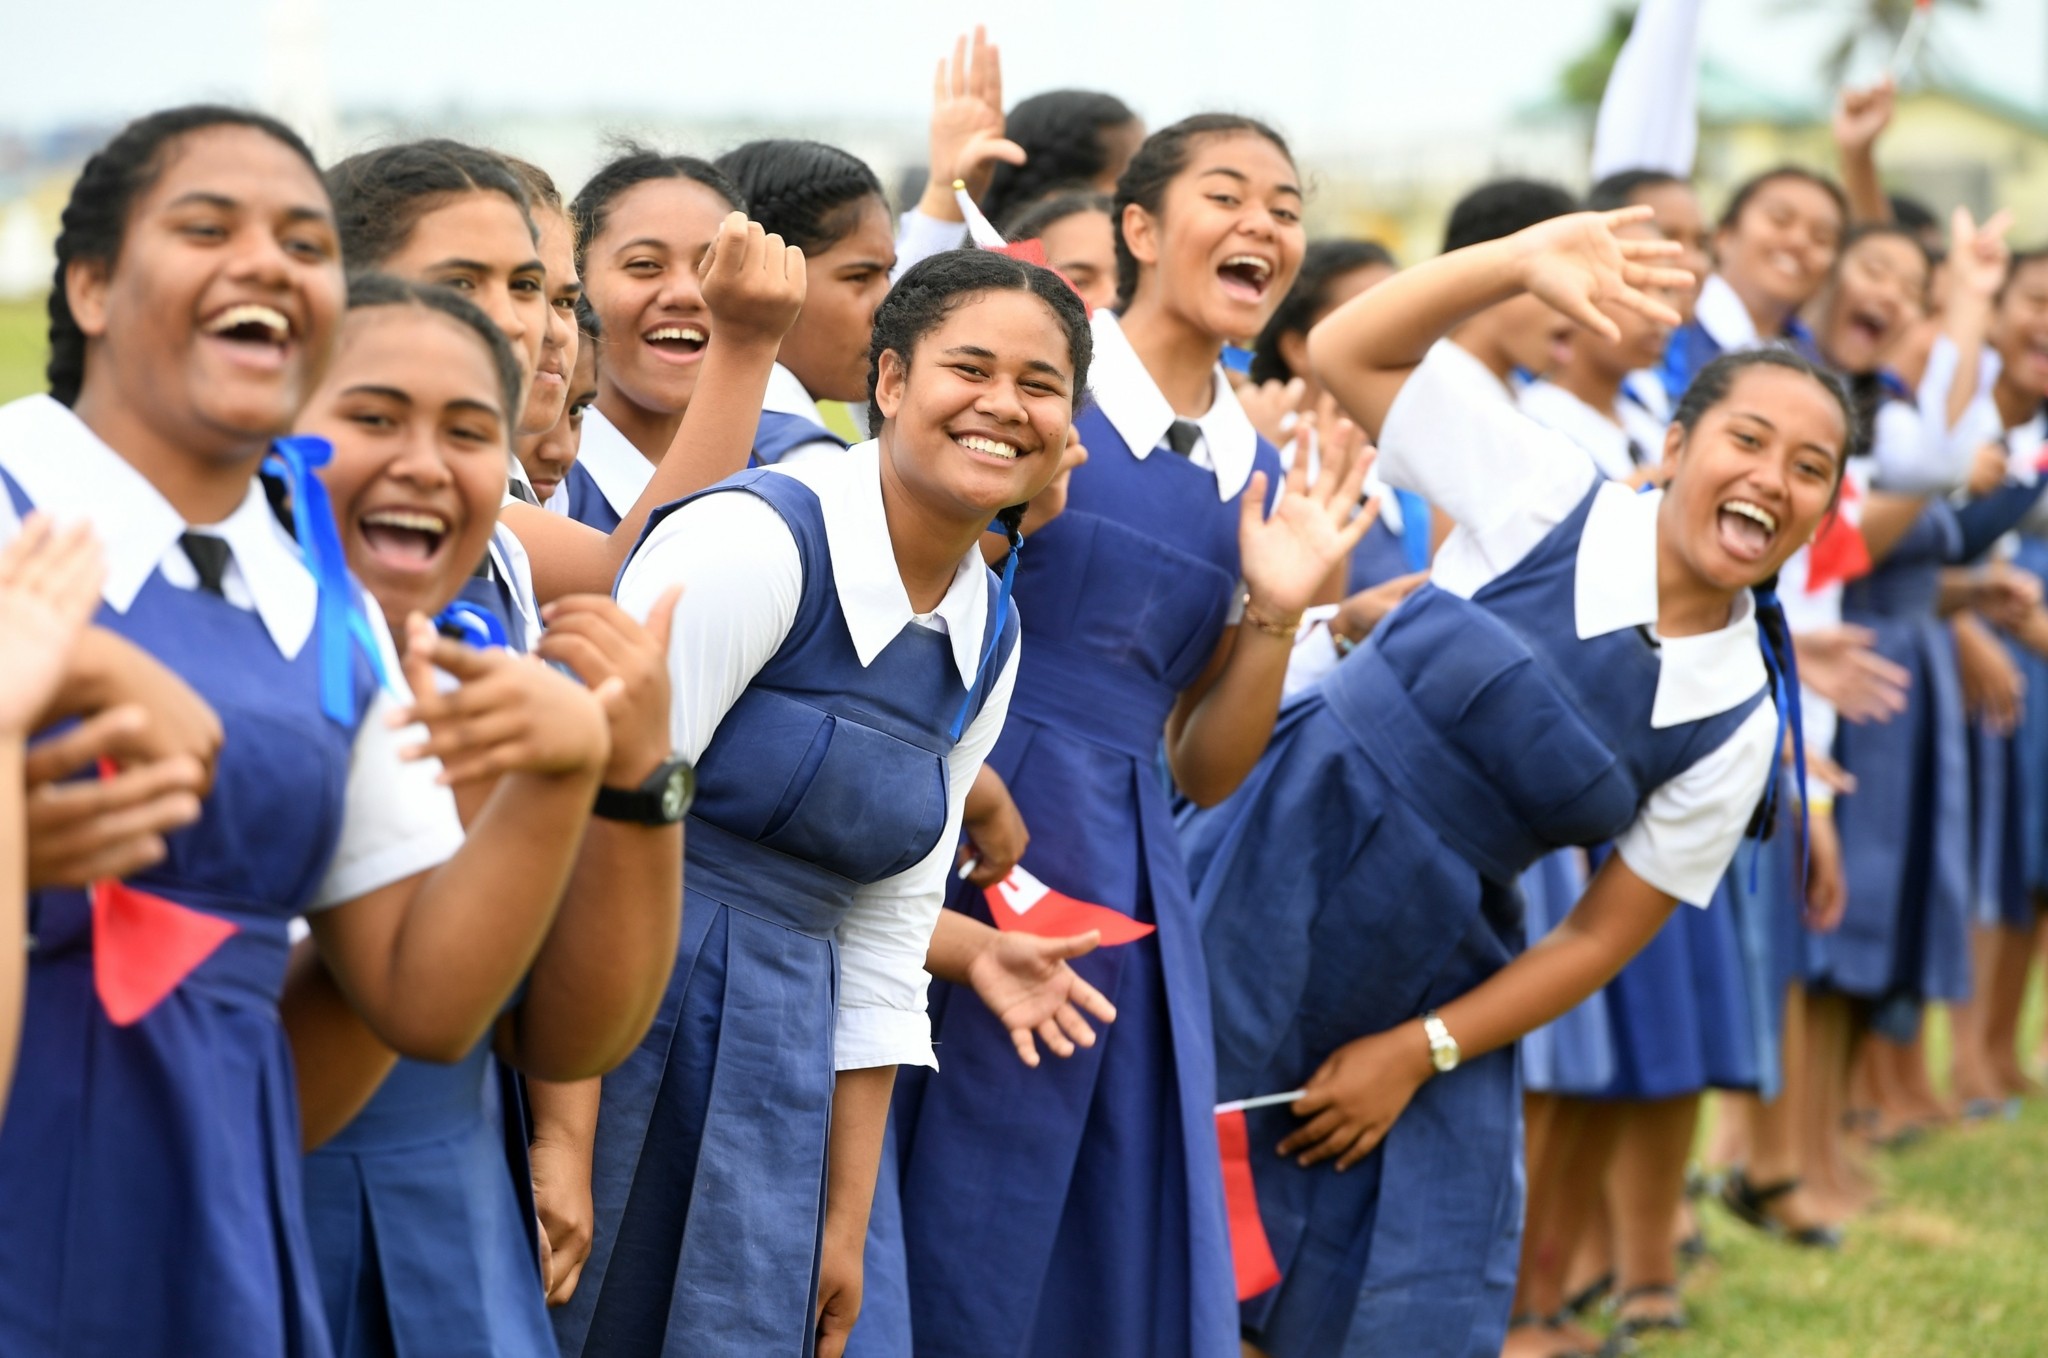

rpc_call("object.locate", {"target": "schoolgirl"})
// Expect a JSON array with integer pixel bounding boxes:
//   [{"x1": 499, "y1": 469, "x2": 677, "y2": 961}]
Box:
[
  {"x1": 0, "y1": 106, "x2": 612, "y2": 1358},
  {"x1": 1184, "y1": 208, "x2": 1847, "y2": 1358},
  {"x1": 524, "y1": 298, "x2": 600, "y2": 508},
  {"x1": 889, "y1": 115, "x2": 1371, "y2": 1358},
  {"x1": 714, "y1": 139, "x2": 896, "y2": 467},
  {"x1": 503, "y1": 157, "x2": 584, "y2": 501},
  {"x1": 554, "y1": 249, "x2": 1087, "y2": 1358},
  {"x1": 1003, "y1": 190, "x2": 1121, "y2": 313}
]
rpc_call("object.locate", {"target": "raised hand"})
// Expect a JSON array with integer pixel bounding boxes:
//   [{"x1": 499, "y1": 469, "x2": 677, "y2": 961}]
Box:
[
  {"x1": 1947, "y1": 205, "x2": 2015, "y2": 305},
  {"x1": 25, "y1": 708, "x2": 208, "y2": 887},
  {"x1": 1515, "y1": 207, "x2": 1692, "y2": 343},
  {"x1": 536, "y1": 588, "x2": 679, "y2": 788},
  {"x1": 393, "y1": 613, "x2": 613, "y2": 788},
  {"x1": 964, "y1": 928, "x2": 1117, "y2": 1068},
  {"x1": 1791, "y1": 624, "x2": 1910, "y2": 725},
  {"x1": 1239, "y1": 415, "x2": 1380, "y2": 622},
  {"x1": 0, "y1": 515, "x2": 103, "y2": 737},
  {"x1": 925, "y1": 26, "x2": 1023, "y2": 206},
  {"x1": 698, "y1": 211, "x2": 806, "y2": 352},
  {"x1": 1833, "y1": 76, "x2": 1896, "y2": 158}
]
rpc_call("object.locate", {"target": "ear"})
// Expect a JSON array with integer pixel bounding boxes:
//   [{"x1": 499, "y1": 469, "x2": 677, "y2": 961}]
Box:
[
  {"x1": 1660, "y1": 420, "x2": 1685, "y2": 480},
  {"x1": 874, "y1": 348, "x2": 909, "y2": 423},
  {"x1": 1120, "y1": 200, "x2": 1160, "y2": 276},
  {"x1": 65, "y1": 257, "x2": 112, "y2": 341},
  {"x1": 1276, "y1": 330, "x2": 1311, "y2": 384}
]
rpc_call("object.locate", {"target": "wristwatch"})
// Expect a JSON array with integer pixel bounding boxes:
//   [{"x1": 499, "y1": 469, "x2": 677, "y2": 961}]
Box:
[
  {"x1": 1421, "y1": 1010, "x2": 1461, "y2": 1074},
  {"x1": 593, "y1": 756, "x2": 695, "y2": 825}
]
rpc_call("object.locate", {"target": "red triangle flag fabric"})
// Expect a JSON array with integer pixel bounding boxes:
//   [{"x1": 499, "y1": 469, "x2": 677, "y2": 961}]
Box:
[
  {"x1": 984, "y1": 864, "x2": 1156, "y2": 946},
  {"x1": 1804, "y1": 476, "x2": 1871, "y2": 595},
  {"x1": 90, "y1": 879, "x2": 238, "y2": 1027},
  {"x1": 1215, "y1": 1107, "x2": 1283, "y2": 1301}
]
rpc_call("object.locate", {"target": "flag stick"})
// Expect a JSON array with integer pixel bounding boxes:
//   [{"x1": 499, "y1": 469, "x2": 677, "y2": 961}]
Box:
[
  {"x1": 1889, "y1": 0, "x2": 1934, "y2": 77},
  {"x1": 1215, "y1": 1089, "x2": 1308, "y2": 1114}
]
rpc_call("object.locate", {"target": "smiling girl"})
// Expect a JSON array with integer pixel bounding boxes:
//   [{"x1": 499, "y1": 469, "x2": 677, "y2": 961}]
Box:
[
  {"x1": 889, "y1": 115, "x2": 1373, "y2": 1358},
  {"x1": 1184, "y1": 208, "x2": 1846, "y2": 1358},
  {"x1": 0, "y1": 106, "x2": 614, "y2": 1358}
]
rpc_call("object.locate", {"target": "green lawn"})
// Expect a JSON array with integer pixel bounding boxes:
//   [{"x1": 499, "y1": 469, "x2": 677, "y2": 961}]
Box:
[{"x1": 0, "y1": 297, "x2": 45, "y2": 402}]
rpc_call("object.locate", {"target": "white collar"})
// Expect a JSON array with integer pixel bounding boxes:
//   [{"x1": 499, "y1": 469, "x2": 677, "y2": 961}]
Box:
[
  {"x1": 770, "y1": 440, "x2": 990, "y2": 686},
  {"x1": 0, "y1": 394, "x2": 317, "y2": 659},
  {"x1": 1573, "y1": 480, "x2": 1766, "y2": 729},
  {"x1": 1695, "y1": 274, "x2": 1760, "y2": 353},
  {"x1": 577, "y1": 406, "x2": 657, "y2": 516},
  {"x1": 1087, "y1": 310, "x2": 1258, "y2": 500},
  {"x1": 763, "y1": 361, "x2": 828, "y2": 425},
  {"x1": 1517, "y1": 379, "x2": 1638, "y2": 482}
]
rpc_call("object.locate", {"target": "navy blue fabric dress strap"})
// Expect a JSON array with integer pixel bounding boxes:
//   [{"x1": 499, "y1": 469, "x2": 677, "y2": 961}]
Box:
[{"x1": 752, "y1": 408, "x2": 849, "y2": 467}]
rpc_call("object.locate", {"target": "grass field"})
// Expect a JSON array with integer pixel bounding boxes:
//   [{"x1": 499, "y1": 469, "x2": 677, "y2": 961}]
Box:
[{"x1": 0, "y1": 292, "x2": 2043, "y2": 1355}]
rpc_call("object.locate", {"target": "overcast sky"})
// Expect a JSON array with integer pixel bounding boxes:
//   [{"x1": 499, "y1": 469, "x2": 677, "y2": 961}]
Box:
[{"x1": 4, "y1": 0, "x2": 2045, "y2": 146}]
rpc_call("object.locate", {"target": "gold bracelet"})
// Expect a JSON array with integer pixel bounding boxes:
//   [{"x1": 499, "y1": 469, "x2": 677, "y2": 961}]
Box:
[{"x1": 1242, "y1": 594, "x2": 1302, "y2": 639}]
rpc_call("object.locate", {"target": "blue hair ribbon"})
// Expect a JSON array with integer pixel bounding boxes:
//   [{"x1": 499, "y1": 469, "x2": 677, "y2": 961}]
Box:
[
  {"x1": 1749, "y1": 586, "x2": 1810, "y2": 894},
  {"x1": 950, "y1": 521, "x2": 1023, "y2": 742},
  {"x1": 1396, "y1": 489, "x2": 1433, "y2": 573},
  {"x1": 263, "y1": 435, "x2": 390, "y2": 724}
]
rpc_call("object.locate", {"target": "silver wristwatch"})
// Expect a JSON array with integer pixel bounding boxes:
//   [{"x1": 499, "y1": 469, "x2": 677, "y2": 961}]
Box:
[{"x1": 1422, "y1": 1010, "x2": 1462, "y2": 1074}]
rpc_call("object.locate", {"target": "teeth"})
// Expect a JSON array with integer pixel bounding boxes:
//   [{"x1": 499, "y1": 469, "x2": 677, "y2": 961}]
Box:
[
  {"x1": 205, "y1": 303, "x2": 289, "y2": 340},
  {"x1": 1722, "y1": 500, "x2": 1777, "y2": 534},
  {"x1": 361, "y1": 509, "x2": 448, "y2": 534},
  {"x1": 646, "y1": 326, "x2": 706, "y2": 343},
  {"x1": 956, "y1": 435, "x2": 1019, "y2": 460},
  {"x1": 1221, "y1": 254, "x2": 1272, "y2": 281},
  {"x1": 1768, "y1": 252, "x2": 1800, "y2": 275}
]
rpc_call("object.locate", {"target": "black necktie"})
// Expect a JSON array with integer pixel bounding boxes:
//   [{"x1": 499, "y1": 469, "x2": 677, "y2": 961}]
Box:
[
  {"x1": 507, "y1": 476, "x2": 540, "y2": 506},
  {"x1": 180, "y1": 532, "x2": 232, "y2": 597},
  {"x1": 1164, "y1": 420, "x2": 1202, "y2": 458}
]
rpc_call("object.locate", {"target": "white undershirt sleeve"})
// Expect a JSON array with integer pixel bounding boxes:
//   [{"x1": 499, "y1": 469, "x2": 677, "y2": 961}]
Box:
[
  {"x1": 834, "y1": 636, "x2": 1021, "y2": 1071},
  {"x1": 1614, "y1": 701, "x2": 1779, "y2": 907},
  {"x1": 1590, "y1": 0, "x2": 1704, "y2": 180}
]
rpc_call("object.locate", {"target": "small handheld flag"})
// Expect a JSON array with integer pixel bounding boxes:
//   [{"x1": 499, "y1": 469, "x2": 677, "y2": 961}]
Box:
[
  {"x1": 980, "y1": 863, "x2": 1155, "y2": 946},
  {"x1": 91, "y1": 878, "x2": 238, "y2": 1026},
  {"x1": 952, "y1": 180, "x2": 1088, "y2": 312},
  {"x1": 1889, "y1": 0, "x2": 1934, "y2": 77},
  {"x1": 1215, "y1": 1101, "x2": 1284, "y2": 1300},
  {"x1": 1804, "y1": 476, "x2": 1871, "y2": 594}
]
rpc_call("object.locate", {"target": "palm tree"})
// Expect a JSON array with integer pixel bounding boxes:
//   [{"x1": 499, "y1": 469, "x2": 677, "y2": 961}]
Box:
[{"x1": 1781, "y1": 0, "x2": 1986, "y2": 85}]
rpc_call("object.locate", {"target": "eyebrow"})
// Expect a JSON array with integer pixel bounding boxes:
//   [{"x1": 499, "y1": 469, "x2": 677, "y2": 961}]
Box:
[
  {"x1": 447, "y1": 399, "x2": 502, "y2": 419},
  {"x1": 1198, "y1": 167, "x2": 1303, "y2": 198},
  {"x1": 1729, "y1": 409, "x2": 1840, "y2": 461},
  {"x1": 839, "y1": 257, "x2": 896, "y2": 274},
  {"x1": 341, "y1": 384, "x2": 411, "y2": 404},
  {"x1": 940, "y1": 345, "x2": 1069, "y2": 382},
  {"x1": 614, "y1": 238, "x2": 669, "y2": 255}
]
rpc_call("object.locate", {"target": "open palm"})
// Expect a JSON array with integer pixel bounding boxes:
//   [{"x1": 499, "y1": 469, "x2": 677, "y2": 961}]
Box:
[
  {"x1": 1519, "y1": 208, "x2": 1692, "y2": 345},
  {"x1": 1240, "y1": 415, "x2": 1380, "y2": 618},
  {"x1": 966, "y1": 929, "x2": 1118, "y2": 1068}
]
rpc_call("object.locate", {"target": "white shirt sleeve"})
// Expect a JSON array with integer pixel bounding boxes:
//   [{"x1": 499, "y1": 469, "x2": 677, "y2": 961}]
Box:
[
  {"x1": 1871, "y1": 337, "x2": 2001, "y2": 494},
  {"x1": 1590, "y1": 0, "x2": 1704, "y2": 180},
  {"x1": 1379, "y1": 342, "x2": 1601, "y2": 598},
  {"x1": 613, "y1": 493, "x2": 803, "y2": 763},
  {"x1": 834, "y1": 636, "x2": 1020, "y2": 1071},
  {"x1": 311, "y1": 608, "x2": 466, "y2": 909},
  {"x1": 1282, "y1": 605, "x2": 1343, "y2": 701},
  {"x1": 894, "y1": 209, "x2": 969, "y2": 282},
  {"x1": 1614, "y1": 701, "x2": 1778, "y2": 907}
]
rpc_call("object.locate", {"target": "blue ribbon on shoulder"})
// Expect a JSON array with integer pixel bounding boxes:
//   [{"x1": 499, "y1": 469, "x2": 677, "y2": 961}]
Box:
[
  {"x1": 951, "y1": 521, "x2": 1023, "y2": 742},
  {"x1": 263, "y1": 434, "x2": 390, "y2": 724}
]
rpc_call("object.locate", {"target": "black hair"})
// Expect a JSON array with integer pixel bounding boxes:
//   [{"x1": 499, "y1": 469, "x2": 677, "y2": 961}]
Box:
[
  {"x1": 1888, "y1": 193, "x2": 1938, "y2": 236},
  {"x1": 713, "y1": 139, "x2": 886, "y2": 258},
  {"x1": 1112, "y1": 113, "x2": 1295, "y2": 307},
  {"x1": 568, "y1": 144, "x2": 744, "y2": 273},
  {"x1": 1717, "y1": 165, "x2": 1848, "y2": 233},
  {"x1": 1838, "y1": 220, "x2": 1934, "y2": 278},
  {"x1": 1998, "y1": 247, "x2": 2048, "y2": 303},
  {"x1": 1673, "y1": 348, "x2": 1857, "y2": 480},
  {"x1": 1586, "y1": 168, "x2": 1687, "y2": 214},
  {"x1": 573, "y1": 293, "x2": 601, "y2": 342},
  {"x1": 326, "y1": 139, "x2": 536, "y2": 271},
  {"x1": 1003, "y1": 190, "x2": 1114, "y2": 244},
  {"x1": 865, "y1": 249, "x2": 1093, "y2": 437},
  {"x1": 1248, "y1": 238, "x2": 1396, "y2": 384},
  {"x1": 981, "y1": 90, "x2": 1140, "y2": 227},
  {"x1": 343, "y1": 271, "x2": 524, "y2": 424},
  {"x1": 47, "y1": 105, "x2": 321, "y2": 408},
  {"x1": 502, "y1": 155, "x2": 565, "y2": 218},
  {"x1": 1442, "y1": 178, "x2": 1577, "y2": 254}
]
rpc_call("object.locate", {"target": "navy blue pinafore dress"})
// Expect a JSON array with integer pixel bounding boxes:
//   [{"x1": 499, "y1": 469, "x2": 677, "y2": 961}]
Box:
[
  {"x1": 1183, "y1": 480, "x2": 1767, "y2": 1358},
  {"x1": 301, "y1": 524, "x2": 552, "y2": 1358},
  {"x1": 0, "y1": 468, "x2": 378, "y2": 1358},
  {"x1": 885, "y1": 402, "x2": 1281, "y2": 1358},
  {"x1": 552, "y1": 470, "x2": 1016, "y2": 1358}
]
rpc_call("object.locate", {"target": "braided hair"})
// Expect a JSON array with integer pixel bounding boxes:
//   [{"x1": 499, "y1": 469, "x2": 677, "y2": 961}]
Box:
[
  {"x1": 326, "y1": 139, "x2": 536, "y2": 270},
  {"x1": 713, "y1": 139, "x2": 885, "y2": 256},
  {"x1": 1112, "y1": 113, "x2": 1293, "y2": 309},
  {"x1": 568, "y1": 145, "x2": 743, "y2": 272},
  {"x1": 47, "y1": 105, "x2": 321, "y2": 407},
  {"x1": 980, "y1": 90, "x2": 1139, "y2": 227}
]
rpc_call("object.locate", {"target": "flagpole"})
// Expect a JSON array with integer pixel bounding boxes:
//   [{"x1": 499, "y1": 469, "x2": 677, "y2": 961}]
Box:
[
  {"x1": 1889, "y1": 0, "x2": 1934, "y2": 78},
  {"x1": 1214, "y1": 1090, "x2": 1308, "y2": 1115}
]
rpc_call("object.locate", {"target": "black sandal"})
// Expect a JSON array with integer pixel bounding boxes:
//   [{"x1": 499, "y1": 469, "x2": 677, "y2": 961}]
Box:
[
  {"x1": 1562, "y1": 1271, "x2": 1613, "y2": 1318},
  {"x1": 1718, "y1": 1169, "x2": 1844, "y2": 1249},
  {"x1": 1598, "y1": 1284, "x2": 1688, "y2": 1355},
  {"x1": 1504, "y1": 1312, "x2": 1600, "y2": 1358}
]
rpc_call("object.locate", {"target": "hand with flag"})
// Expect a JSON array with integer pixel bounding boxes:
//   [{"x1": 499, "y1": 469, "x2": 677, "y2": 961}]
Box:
[
  {"x1": 964, "y1": 926, "x2": 1117, "y2": 1067},
  {"x1": 1276, "y1": 1025, "x2": 1434, "y2": 1172}
]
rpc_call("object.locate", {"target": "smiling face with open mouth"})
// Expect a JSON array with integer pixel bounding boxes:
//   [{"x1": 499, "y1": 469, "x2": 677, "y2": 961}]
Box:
[
  {"x1": 1124, "y1": 131, "x2": 1305, "y2": 345},
  {"x1": 874, "y1": 288, "x2": 1078, "y2": 526},
  {"x1": 69, "y1": 123, "x2": 343, "y2": 470},
  {"x1": 1661, "y1": 364, "x2": 1846, "y2": 597},
  {"x1": 1717, "y1": 175, "x2": 1844, "y2": 320},
  {"x1": 1819, "y1": 231, "x2": 1929, "y2": 375},
  {"x1": 1992, "y1": 255, "x2": 2048, "y2": 405},
  {"x1": 300, "y1": 304, "x2": 511, "y2": 638}
]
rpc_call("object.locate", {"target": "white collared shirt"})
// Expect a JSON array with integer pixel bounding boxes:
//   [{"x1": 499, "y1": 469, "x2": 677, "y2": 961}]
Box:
[
  {"x1": 616, "y1": 439, "x2": 1019, "y2": 1071},
  {"x1": 567, "y1": 406, "x2": 656, "y2": 520},
  {"x1": 762, "y1": 361, "x2": 848, "y2": 470},
  {"x1": 894, "y1": 208, "x2": 969, "y2": 283},
  {"x1": 1694, "y1": 273, "x2": 1760, "y2": 354},
  {"x1": 1518, "y1": 379, "x2": 1646, "y2": 483},
  {"x1": 1380, "y1": 343, "x2": 1778, "y2": 907},
  {"x1": 1868, "y1": 335, "x2": 2006, "y2": 495},
  {"x1": 0, "y1": 394, "x2": 464, "y2": 910},
  {"x1": 1086, "y1": 310, "x2": 1260, "y2": 502}
]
